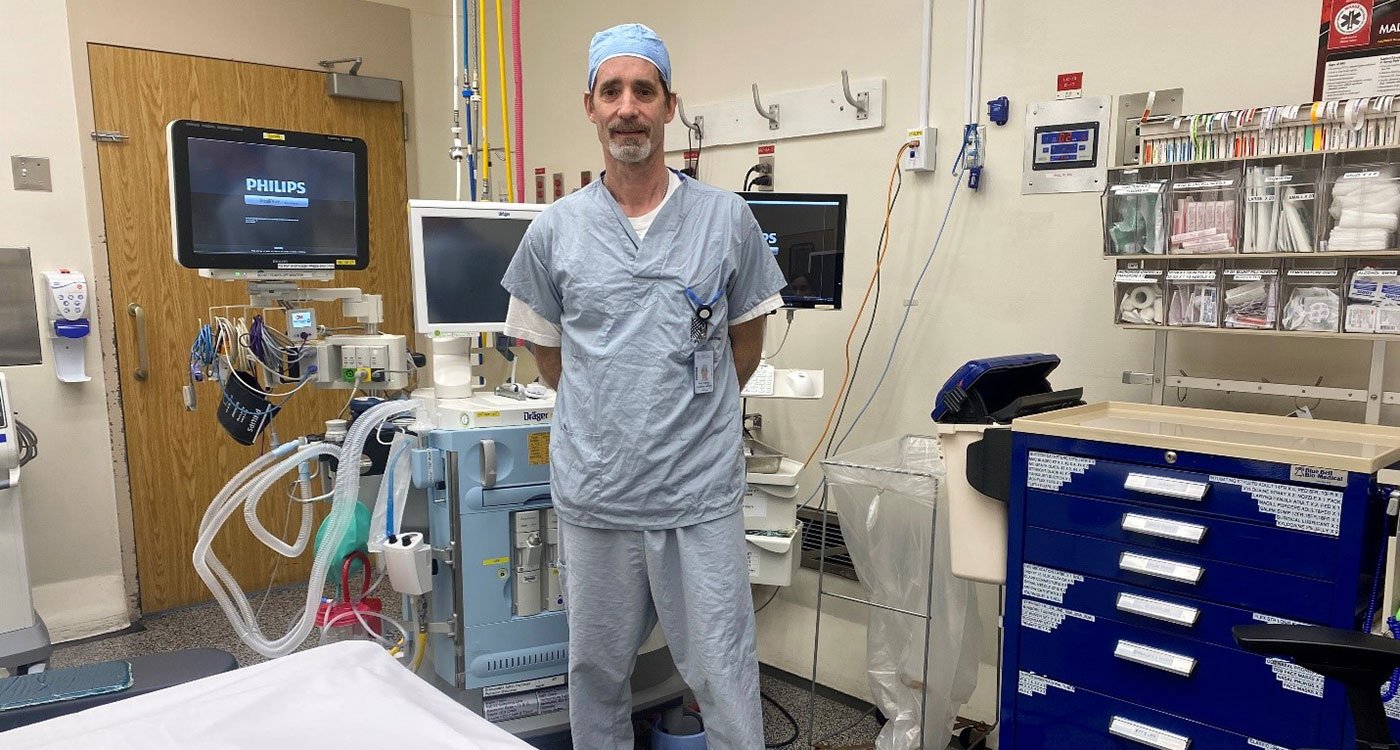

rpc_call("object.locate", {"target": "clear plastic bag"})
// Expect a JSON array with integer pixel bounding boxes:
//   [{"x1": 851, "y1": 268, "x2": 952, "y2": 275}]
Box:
[{"x1": 821, "y1": 435, "x2": 982, "y2": 750}]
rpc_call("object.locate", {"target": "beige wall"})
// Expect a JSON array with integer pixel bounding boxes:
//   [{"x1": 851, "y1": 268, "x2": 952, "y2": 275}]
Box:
[
  {"x1": 0, "y1": 0, "x2": 418, "y2": 641},
  {"x1": 0, "y1": 0, "x2": 128, "y2": 640},
  {"x1": 400, "y1": 0, "x2": 1345, "y2": 715}
]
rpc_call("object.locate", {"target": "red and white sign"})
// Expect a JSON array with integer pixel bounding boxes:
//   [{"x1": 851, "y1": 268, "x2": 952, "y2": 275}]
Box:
[
  {"x1": 757, "y1": 144, "x2": 775, "y2": 157},
  {"x1": 1056, "y1": 72, "x2": 1083, "y2": 92},
  {"x1": 1328, "y1": 0, "x2": 1374, "y2": 49}
]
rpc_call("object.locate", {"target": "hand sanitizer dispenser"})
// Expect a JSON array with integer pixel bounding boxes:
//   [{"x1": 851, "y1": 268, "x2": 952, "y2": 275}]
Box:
[{"x1": 41, "y1": 270, "x2": 91, "y2": 383}]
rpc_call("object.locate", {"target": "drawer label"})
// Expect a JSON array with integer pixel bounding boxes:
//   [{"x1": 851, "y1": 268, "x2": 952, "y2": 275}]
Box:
[
  {"x1": 1022, "y1": 564, "x2": 1083, "y2": 604},
  {"x1": 1289, "y1": 464, "x2": 1348, "y2": 487},
  {"x1": 1108, "y1": 717, "x2": 1190, "y2": 750},
  {"x1": 1117, "y1": 593, "x2": 1201, "y2": 626},
  {"x1": 1122, "y1": 513, "x2": 1207, "y2": 543},
  {"x1": 1120, "y1": 552, "x2": 1203, "y2": 584},
  {"x1": 1267, "y1": 658, "x2": 1325, "y2": 698},
  {"x1": 1252, "y1": 612, "x2": 1308, "y2": 627},
  {"x1": 1207, "y1": 475, "x2": 1342, "y2": 537},
  {"x1": 1017, "y1": 670, "x2": 1075, "y2": 697},
  {"x1": 1114, "y1": 640, "x2": 1197, "y2": 676},
  {"x1": 482, "y1": 674, "x2": 566, "y2": 698},
  {"x1": 1248, "y1": 740, "x2": 1291, "y2": 750},
  {"x1": 1027, "y1": 452, "x2": 1096, "y2": 491},
  {"x1": 742, "y1": 488, "x2": 768, "y2": 518},
  {"x1": 1021, "y1": 599, "x2": 1095, "y2": 634}
]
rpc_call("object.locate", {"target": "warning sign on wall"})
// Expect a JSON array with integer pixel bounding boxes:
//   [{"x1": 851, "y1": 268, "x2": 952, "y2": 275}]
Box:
[{"x1": 1316, "y1": 0, "x2": 1400, "y2": 99}]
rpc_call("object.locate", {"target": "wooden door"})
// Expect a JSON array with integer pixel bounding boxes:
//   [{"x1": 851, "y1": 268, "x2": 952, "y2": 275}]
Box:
[{"x1": 89, "y1": 45, "x2": 412, "y2": 612}]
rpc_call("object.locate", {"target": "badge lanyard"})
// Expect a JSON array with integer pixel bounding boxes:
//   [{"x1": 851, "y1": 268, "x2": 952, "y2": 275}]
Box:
[{"x1": 685, "y1": 286, "x2": 723, "y2": 343}]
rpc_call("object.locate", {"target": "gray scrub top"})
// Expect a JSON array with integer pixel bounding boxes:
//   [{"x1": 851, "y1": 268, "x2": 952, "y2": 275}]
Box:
[{"x1": 501, "y1": 172, "x2": 787, "y2": 530}]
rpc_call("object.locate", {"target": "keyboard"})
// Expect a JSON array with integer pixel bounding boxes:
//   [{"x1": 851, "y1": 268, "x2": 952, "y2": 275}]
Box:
[{"x1": 741, "y1": 364, "x2": 776, "y2": 397}]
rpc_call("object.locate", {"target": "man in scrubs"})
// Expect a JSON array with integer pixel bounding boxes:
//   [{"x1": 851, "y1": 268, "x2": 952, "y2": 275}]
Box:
[{"x1": 500, "y1": 22, "x2": 786, "y2": 750}]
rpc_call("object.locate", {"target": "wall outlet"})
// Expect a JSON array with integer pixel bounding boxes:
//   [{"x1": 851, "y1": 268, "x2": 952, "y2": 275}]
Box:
[
  {"x1": 756, "y1": 143, "x2": 775, "y2": 192},
  {"x1": 903, "y1": 128, "x2": 936, "y2": 172}
]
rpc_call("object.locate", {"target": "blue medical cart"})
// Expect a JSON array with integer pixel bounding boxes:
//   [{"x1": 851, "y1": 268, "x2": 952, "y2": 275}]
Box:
[{"x1": 999, "y1": 402, "x2": 1400, "y2": 749}]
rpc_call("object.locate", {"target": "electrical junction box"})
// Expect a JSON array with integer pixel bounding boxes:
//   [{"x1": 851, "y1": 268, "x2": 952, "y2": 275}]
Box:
[{"x1": 904, "y1": 128, "x2": 936, "y2": 172}]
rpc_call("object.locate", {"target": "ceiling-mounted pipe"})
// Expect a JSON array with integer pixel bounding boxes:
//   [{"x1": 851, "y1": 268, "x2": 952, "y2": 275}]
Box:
[
  {"x1": 919, "y1": 0, "x2": 933, "y2": 132},
  {"x1": 512, "y1": 0, "x2": 524, "y2": 200},
  {"x1": 494, "y1": 0, "x2": 515, "y2": 201},
  {"x1": 478, "y1": 0, "x2": 490, "y2": 190}
]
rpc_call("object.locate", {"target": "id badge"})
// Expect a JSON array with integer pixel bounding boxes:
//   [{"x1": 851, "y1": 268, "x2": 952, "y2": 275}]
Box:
[{"x1": 693, "y1": 349, "x2": 715, "y2": 395}]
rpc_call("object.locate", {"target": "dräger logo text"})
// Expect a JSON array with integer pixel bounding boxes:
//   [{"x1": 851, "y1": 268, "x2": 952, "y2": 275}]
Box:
[
  {"x1": 246, "y1": 178, "x2": 308, "y2": 195},
  {"x1": 523, "y1": 411, "x2": 550, "y2": 423}
]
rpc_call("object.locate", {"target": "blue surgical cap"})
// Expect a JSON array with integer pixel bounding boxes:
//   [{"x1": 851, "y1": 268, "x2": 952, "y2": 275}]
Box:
[{"x1": 587, "y1": 23, "x2": 671, "y2": 91}]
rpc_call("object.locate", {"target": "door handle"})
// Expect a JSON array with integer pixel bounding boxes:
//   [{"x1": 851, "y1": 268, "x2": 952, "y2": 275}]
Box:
[
  {"x1": 1122, "y1": 513, "x2": 1207, "y2": 544},
  {"x1": 480, "y1": 439, "x2": 497, "y2": 489},
  {"x1": 1109, "y1": 716, "x2": 1191, "y2": 750},
  {"x1": 1114, "y1": 640, "x2": 1197, "y2": 677},
  {"x1": 127, "y1": 303, "x2": 150, "y2": 381},
  {"x1": 1124, "y1": 472, "x2": 1209, "y2": 501}
]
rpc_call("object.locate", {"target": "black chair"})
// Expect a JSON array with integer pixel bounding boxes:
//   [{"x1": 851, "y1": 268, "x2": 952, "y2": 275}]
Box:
[{"x1": 1234, "y1": 624, "x2": 1400, "y2": 750}]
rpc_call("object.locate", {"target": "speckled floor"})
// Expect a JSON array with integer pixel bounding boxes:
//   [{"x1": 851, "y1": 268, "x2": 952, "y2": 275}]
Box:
[{"x1": 34, "y1": 588, "x2": 975, "y2": 749}]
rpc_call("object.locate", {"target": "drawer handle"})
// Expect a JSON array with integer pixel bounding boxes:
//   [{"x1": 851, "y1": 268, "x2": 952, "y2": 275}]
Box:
[
  {"x1": 1124, "y1": 472, "x2": 1209, "y2": 501},
  {"x1": 1120, "y1": 552, "x2": 1203, "y2": 584},
  {"x1": 1116, "y1": 592, "x2": 1201, "y2": 627},
  {"x1": 1122, "y1": 513, "x2": 1206, "y2": 544},
  {"x1": 1114, "y1": 640, "x2": 1197, "y2": 677},
  {"x1": 1109, "y1": 716, "x2": 1192, "y2": 750}
]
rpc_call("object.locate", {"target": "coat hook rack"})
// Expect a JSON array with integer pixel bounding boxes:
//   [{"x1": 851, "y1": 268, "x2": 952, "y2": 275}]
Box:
[
  {"x1": 751, "y1": 84, "x2": 779, "y2": 130},
  {"x1": 678, "y1": 98, "x2": 704, "y2": 141},
  {"x1": 840, "y1": 70, "x2": 869, "y2": 120}
]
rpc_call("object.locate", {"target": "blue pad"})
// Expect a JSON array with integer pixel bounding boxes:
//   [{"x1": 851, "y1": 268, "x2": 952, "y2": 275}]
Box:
[{"x1": 0, "y1": 661, "x2": 133, "y2": 711}]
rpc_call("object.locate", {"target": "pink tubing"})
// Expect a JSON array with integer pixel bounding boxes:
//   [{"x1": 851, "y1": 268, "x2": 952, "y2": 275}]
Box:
[{"x1": 511, "y1": 0, "x2": 525, "y2": 196}]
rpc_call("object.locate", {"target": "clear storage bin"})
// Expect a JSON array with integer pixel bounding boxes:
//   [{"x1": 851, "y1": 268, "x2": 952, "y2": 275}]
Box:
[
  {"x1": 1115, "y1": 263, "x2": 1165, "y2": 326},
  {"x1": 1344, "y1": 262, "x2": 1400, "y2": 334},
  {"x1": 1103, "y1": 166, "x2": 1170, "y2": 256},
  {"x1": 1169, "y1": 165, "x2": 1242, "y2": 254},
  {"x1": 1242, "y1": 156, "x2": 1319, "y2": 253},
  {"x1": 1280, "y1": 259, "x2": 1344, "y2": 332},
  {"x1": 1166, "y1": 264, "x2": 1221, "y2": 327},
  {"x1": 1322, "y1": 153, "x2": 1400, "y2": 252},
  {"x1": 1222, "y1": 261, "x2": 1280, "y2": 330}
]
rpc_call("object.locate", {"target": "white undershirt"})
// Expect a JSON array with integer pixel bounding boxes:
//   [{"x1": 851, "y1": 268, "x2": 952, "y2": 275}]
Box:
[{"x1": 505, "y1": 172, "x2": 782, "y2": 346}]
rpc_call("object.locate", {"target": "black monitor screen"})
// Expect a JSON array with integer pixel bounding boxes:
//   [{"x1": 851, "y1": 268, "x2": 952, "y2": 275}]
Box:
[
  {"x1": 169, "y1": 120, "x2": 368, "y2": 271},
  {"x1": 739, "y1": 193, "x2": 847, "y2": 309},
  {"x1": 420, "y1": 216, "x2": 531, "y2": 327}
]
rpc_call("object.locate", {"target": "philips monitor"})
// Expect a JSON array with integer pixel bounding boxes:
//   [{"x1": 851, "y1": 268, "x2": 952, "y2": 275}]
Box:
[
  {"x1": 167, "y1": 119, "x2": 369, "y2": 277},
  {"x1": 408, "y1": 200, "x2": 543, "y2": 336},
  {"x1": 738, "y1": 192, "x2": 847, "y2": 309}
]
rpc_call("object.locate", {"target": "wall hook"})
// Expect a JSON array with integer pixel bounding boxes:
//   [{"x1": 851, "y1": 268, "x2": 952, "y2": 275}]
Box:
[
  {"x1": 678, "y1": 98, "x2": 704, "y2": 141},
  {"x1": 840, "y1": 70, "x2": 869, "y2": 120},
  {"x1": 751, "y1": 84, "x2": 779, "y2": 130}
]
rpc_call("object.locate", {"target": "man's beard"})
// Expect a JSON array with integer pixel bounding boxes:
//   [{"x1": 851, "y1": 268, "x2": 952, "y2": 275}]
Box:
[{"x1": 608, "y1": 123, "x2": 653, "y2": 163}]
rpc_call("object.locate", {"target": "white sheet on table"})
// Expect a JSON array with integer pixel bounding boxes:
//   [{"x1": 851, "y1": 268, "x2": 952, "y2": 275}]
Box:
[{"x1": 2, "y1": 641, "x2": 533, "y2": 749}]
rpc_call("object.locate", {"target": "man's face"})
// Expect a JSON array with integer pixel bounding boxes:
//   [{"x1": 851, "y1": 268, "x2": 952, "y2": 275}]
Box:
[{"x1": 584, "y1": 56, "x2": 676, "y2": 164}]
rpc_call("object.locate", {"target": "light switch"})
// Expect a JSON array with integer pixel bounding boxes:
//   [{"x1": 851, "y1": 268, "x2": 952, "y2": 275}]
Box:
[{"x1": 11, "y1": 156, "x2": 52, "y2": 192}]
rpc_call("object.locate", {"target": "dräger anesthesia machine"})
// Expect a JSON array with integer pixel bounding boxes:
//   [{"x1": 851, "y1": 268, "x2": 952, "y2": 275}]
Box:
[
  {"x1": 404, "y1": 201, "x2": 687, "y2": 738},
  {"x1": 0, "y1": 373, "x2": 50, "y2": 675}
]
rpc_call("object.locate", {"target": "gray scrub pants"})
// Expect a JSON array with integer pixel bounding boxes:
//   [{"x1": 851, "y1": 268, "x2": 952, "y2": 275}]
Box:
[{"x1": 558, "y1": 510, "x2": 762, "y2": 750}]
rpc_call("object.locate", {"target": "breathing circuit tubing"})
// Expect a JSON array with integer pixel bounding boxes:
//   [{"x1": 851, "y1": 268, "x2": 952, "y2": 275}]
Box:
[{"x1": 193, "y1": 399, "x2": 418, "y2": 659}]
